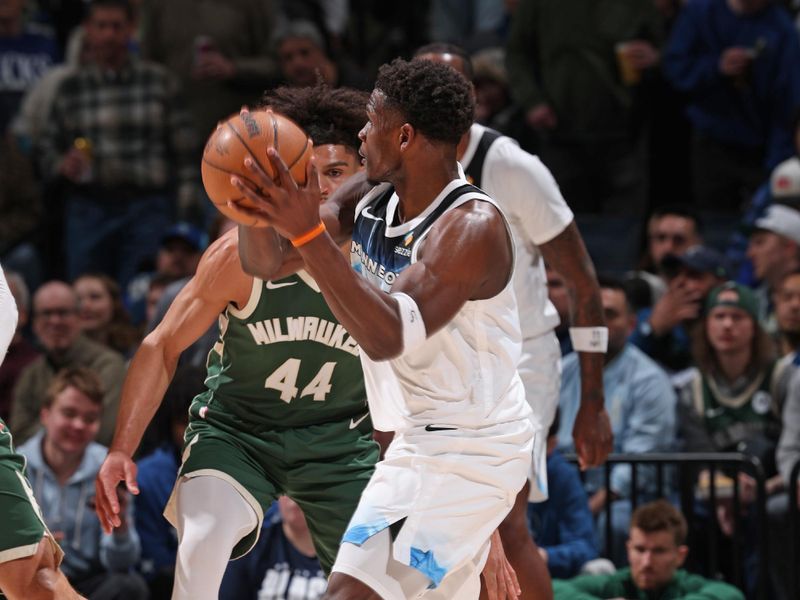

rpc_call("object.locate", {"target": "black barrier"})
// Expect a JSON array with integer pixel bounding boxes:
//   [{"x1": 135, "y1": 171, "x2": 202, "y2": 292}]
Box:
[
  {"x1": 566, "y1": 452, "x2": 781, "y2": 600},
  {"x1": 790, "y1": 459, "x2": 800, "y2": 599}
]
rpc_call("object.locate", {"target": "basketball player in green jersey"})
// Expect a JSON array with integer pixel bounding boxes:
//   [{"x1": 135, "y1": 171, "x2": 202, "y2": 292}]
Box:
[{"x1": 94, "y1": 86, "x2": 374, "y2": 600}]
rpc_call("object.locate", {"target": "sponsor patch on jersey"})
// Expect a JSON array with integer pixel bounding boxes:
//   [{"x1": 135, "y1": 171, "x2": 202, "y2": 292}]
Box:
[{"x1": 751, "y1": 391, "x2": 772, "y2": 415}]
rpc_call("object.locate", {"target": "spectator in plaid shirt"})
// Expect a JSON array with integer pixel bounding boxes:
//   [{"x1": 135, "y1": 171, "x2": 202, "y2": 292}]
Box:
[{"x1": 37, "y1": 0, "x2": 198, "y2": 289}]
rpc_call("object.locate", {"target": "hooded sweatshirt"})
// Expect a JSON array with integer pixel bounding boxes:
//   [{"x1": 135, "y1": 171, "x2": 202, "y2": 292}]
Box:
[{"x1": 18, "y1": 431, "x2": 140, "y2": 581}]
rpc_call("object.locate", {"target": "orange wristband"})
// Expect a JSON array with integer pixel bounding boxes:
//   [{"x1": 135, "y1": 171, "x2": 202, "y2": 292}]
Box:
[{"x1": 291, "y1": 221, "x2": 327, "y2": 247}]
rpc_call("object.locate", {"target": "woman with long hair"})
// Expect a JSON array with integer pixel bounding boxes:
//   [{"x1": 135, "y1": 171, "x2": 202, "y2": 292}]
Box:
[{"x1": 73, "y1": 273, "x2": 140, "y2": 357}]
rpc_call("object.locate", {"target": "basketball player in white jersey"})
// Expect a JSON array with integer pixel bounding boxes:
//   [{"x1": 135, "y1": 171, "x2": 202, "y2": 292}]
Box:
[
  {"x1": 231, "y1": 59, "x2": 611, "y2": 599},
  {"x1": 413, "y1": 44, "x2": 613, "y2": 600}
]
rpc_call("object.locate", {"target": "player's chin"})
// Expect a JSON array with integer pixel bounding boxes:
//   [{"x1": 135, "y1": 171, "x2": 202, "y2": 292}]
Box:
[{"x1": 365, "y1": 166, "x2": 386, "y2": 186}]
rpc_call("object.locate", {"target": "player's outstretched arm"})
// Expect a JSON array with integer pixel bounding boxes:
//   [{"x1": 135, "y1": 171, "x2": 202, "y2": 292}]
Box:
[
  {"x1": 95, "y1": 231, "x2": 251, "y2": 533},
  {"x1": 232, "y1": 151, "x2": 373, "y2": 281},
  {"x1": 539, "y1": 222, "x2": 612, "y2": 469}
]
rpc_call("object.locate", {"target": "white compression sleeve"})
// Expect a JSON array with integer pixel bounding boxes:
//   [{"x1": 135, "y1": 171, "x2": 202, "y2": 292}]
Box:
[
  {"x1": 171, "y1": 476, "x2": 258, "y2": 600},
  {"x1": 0, "y1": 265, "x2": 19, "y2": 362}
]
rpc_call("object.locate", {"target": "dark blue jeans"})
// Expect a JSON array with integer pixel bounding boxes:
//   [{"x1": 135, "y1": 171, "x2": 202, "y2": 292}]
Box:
[{"x1": 65, "y1": 191, "x2": 174, "y2": 288}]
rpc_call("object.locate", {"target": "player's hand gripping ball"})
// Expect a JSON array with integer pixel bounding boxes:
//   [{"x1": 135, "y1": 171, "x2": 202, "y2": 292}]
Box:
[{"x1": 201, "y1": 109, "x2": 312, "y2": 227}]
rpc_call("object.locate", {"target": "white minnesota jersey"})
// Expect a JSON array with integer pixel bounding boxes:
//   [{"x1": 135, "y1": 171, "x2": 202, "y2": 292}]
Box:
[{"x1": 350, "y1": 178, "x2": 532, "y2": 432}]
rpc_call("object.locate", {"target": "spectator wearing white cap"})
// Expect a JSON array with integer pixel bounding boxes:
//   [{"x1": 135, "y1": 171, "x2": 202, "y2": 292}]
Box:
[
  {"x1": 770, "y1": 156, "x2": 800, "y2": 208},
  {"x1": 727, "y1": 152, "x2": 800, "y2": 285},
  {"x1": 747, "y1": 203, "x2": 800, "y2": 331}
]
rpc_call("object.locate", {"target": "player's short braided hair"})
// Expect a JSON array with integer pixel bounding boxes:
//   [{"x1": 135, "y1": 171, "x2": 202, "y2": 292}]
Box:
[
  {"x1": 261, "y1": 84, "x2": 368, "y2": 154},
  {"x1": 374, "y1": 58, "x2": 474, "y2": 145}
]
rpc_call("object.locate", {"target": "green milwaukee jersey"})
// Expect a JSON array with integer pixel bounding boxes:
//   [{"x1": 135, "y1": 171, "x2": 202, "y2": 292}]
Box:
[
  {"x1": 0, "y1": 417, "x2": 60, "y2": 568},
  {"x1": 690, "y1": 361, "x2": 784, "y2": 452},
  {"x1": 200, "y1": 271, "x2": 367, "y2": 429},
  {"x1": 0, "y1": 418, "x2": 25, "y2": 471}
]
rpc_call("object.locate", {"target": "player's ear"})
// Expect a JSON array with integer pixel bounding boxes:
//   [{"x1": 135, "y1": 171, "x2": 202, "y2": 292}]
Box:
[{"x1": 399, "y1": 124, "x2": 414, "y2": 150}]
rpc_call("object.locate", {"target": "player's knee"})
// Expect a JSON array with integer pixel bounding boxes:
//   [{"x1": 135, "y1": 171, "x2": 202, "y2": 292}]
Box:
[
  {"x1": 324, "y1": 572, "x2": 382, "y2": 600},
  {"x1": 176, "y1": 477, "x2": 257, "y2": 553}
]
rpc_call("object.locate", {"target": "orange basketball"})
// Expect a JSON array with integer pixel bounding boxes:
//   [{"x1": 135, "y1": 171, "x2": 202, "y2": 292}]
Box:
[{"x1": 201, "y1": 110, "x2": 312, "y2": 228}]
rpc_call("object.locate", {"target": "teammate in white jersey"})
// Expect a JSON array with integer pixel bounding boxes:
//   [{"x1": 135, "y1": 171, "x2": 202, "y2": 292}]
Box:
[
  {"x1": 231, "y1": 59, "x2": 608, "y2": 599},
  {"x1": 414, "y1": 44, "x2": 613, "y2": 600}
]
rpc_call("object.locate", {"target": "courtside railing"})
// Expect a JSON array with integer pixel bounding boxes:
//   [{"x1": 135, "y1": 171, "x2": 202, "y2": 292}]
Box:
[
  {"x1": 789, "y1": 459, "x2": 799, "y2": 599},
  {"x1": 566, "y1": 452, "x2": 799, "y2": 600}
]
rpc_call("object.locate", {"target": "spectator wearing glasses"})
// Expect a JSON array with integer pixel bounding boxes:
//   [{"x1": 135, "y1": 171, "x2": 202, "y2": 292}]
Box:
[{"x1": 9, "y1": 281, "x2": 125, "y2": 446}]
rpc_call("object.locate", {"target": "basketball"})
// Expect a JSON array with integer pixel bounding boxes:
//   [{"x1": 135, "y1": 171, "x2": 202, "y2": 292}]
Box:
[{"x1": 201, "y1": 110, "x2": 313, "y2": 228}]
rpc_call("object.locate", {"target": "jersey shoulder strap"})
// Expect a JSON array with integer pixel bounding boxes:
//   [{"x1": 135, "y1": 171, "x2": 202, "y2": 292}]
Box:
[
  {"x1": 415, "y1": 183, "x2": 489, "y2": 236},
  {"x1": 464, "y1": 127, "x2": 503, "y2": 188}
]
